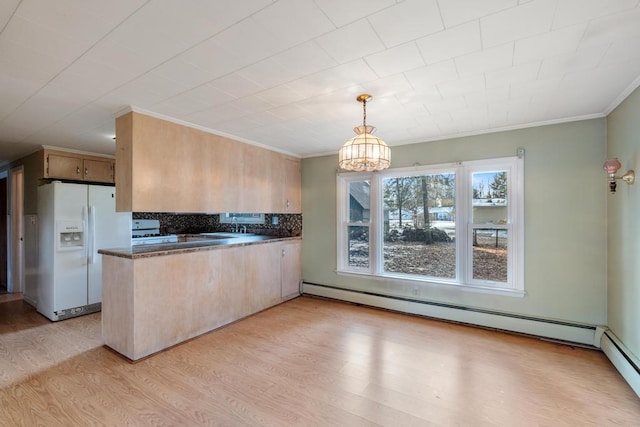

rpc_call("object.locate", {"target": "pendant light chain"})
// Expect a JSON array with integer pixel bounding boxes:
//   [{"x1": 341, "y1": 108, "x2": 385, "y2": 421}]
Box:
[{"x1": 362, "y1": 97, "x2": 367, "y2": 128}]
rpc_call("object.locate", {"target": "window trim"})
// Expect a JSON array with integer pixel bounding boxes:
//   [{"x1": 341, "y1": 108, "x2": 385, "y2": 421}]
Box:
[
  {"x1": 337, "y1": 157, "x2": 524, "y2": 296},
  {"x1": 220, "y1": 213, "x2": 265, "y2": 224}
]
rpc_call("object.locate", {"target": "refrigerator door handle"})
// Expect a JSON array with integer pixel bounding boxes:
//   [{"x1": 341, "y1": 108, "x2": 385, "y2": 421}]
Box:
[
  {"x1": 88, "y1": 205, "x2": 96, "y2": 264},
  {"x1": 82, "y1": 206, "x2": 89, "y2": 266}
]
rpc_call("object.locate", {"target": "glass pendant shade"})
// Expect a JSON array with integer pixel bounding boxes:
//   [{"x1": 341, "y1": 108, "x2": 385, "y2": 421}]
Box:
[
  {"x1": 339, "y1": 125, "x2": 390, "y2": 172},
  {"x1": 339, "y1": 94, "x2": 390, "y2": 172}
]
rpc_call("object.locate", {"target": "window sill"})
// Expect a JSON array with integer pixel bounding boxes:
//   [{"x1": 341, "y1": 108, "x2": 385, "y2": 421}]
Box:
[{"x1": 336, "y1": 270, "x2": 526, "y2": 298}]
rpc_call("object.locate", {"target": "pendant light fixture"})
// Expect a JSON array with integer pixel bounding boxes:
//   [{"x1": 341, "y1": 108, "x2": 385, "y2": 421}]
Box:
[{"x1": 339, "y1": 94, "x2": 390, "y2": 172}]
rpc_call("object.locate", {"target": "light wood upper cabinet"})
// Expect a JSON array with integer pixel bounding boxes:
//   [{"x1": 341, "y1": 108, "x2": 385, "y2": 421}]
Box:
[
  {"x1": 44, "y1": 150, "x2": 115, "y2": 183},
  {"x1": 82, "y1": 158, "x2": 115, "y2": 183},
  {"x1": 238, "y1": 146, "x2": 300, "y2": 213},
  {"x1": 284, "y1": 157, "x2": 301, "y2": 213},
  {"x1": 240, "y1": 143, "x2": 279, "y2": 212},
  {"x1": 115, "y1": 112, "x2": 302, "y2": 213},
  {"x1": 46, "y1": 153, "x2": 83, "y2": 180}
]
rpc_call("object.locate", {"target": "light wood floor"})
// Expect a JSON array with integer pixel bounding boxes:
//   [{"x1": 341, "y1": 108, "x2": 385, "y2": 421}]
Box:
[{"x1": 1, "y1": 295, "x2": 639, "y2": 426}]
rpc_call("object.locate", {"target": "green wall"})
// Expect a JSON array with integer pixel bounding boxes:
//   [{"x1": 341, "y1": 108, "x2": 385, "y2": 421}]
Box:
[
  {"x1": 606, "y1": 86, "x2": 640, "y2": 358},
  {"x1": 302, "y1": 118, "x2": 607, "y2": 325}
]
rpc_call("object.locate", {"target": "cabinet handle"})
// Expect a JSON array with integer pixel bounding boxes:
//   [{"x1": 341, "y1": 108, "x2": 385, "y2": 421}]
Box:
[
  {"x1": 286, "y1": 200, "x2": 290, "y2": 209},
  {"x1": 76, "y1": 166, "x2": 80, "y2": 175},
  {"x1": 282, "y1": 249, "x2": 285, "y2": 257},
  {"x1": 85, "y1": 168, "x2": 88, "y2": 176}
]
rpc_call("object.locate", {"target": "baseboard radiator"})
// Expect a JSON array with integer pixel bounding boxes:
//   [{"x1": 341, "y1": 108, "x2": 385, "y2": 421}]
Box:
[
  {"x1": 302, "y1": 282, "x2": 599, "y2": 347},
  {"x1": 600, "y1": 330, "x2": 640, "y2": 398}
]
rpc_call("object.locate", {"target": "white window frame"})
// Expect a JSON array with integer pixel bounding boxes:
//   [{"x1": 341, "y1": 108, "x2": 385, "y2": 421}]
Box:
[
  {"x1": 336, "y1": 173, "x2": 373, "y2": 273},
  {"x1": 337, "y1": 156, "x2": 524, "y2": 296}
]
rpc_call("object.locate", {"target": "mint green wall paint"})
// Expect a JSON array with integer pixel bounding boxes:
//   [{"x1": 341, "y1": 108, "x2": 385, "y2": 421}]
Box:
[
  {"x1": 302, "y1": 119, "x2": 607, "y2": 325},
  {"x1": 606, "y1": 86, "x2": 640, "y2": 357}
]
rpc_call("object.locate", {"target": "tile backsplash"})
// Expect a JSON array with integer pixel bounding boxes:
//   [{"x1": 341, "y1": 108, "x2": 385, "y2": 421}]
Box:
[{"x1": 132, "y1": 212, "x2": 302, "y2": 237}]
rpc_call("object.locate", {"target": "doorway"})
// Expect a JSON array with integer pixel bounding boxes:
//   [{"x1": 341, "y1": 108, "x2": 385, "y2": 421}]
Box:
[
  {"x1": 9, "y1": 166, "x2": 24, "y2": 293},
  {"x1": 0, "y1": 173, "x2": 6, "y2": 293}
]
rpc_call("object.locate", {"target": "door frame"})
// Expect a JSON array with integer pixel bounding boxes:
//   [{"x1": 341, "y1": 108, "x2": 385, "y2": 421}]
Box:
[
  {"x1": 9, "y1": 166, "x2": 24, "y2": 293},
  {"x1": 0, "y1": 170, "x2": 7, "y2": 291}
]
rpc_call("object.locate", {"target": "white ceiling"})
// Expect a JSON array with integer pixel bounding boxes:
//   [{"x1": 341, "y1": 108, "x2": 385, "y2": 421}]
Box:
[{"x1": 1, "y1": 0, "x2": 639, "y2": 164}]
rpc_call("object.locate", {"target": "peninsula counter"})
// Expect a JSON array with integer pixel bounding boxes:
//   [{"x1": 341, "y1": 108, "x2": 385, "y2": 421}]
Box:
[{"x1": 99, "y1": 236, "x2": 302, "y2": 361}]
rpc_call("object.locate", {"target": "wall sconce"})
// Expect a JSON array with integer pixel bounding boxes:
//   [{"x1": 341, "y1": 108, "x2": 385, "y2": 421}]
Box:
[{"x1": 603, "y1": 158, "x2": 635, "y2": 193}]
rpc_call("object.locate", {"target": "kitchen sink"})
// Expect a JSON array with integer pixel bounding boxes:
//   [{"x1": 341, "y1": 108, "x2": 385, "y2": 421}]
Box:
[
  {"x1": 173, "y1": 233, "x2": 269, "y2": 245},
  {"x1": 177, "y1": 234, "x2": 232, "y2": 243},
  {"x1": 199, "y1": 232, "x2": 255, "y2": 238}
]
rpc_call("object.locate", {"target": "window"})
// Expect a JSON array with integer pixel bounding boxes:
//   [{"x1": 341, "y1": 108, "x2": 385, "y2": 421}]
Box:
[
  {"x1": 337, "y1": 157, "x2": 524, "y2": 295},
  {"x1": 220, "y1": 213, "x2": 265, "y2": 224},
  {"x1": 382, "y1": 170, "x2": 456, "y2": 280},
  {"x1": 338, "y1": 179, "x2": 371, "y2": 270}
]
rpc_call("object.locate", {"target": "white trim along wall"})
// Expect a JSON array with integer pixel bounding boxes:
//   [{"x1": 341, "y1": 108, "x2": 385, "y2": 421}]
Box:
[
  {"x1": 302, "y1": 283, "x2": 599, "y2": 347},
  {"x1": 600, "y1": 330, "x2": 640, "y2": 397}
]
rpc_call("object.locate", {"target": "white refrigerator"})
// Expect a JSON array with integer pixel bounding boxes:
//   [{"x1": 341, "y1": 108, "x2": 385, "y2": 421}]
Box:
[{"x1": 36, "y1": 182, "x2": 131, "y2": 321}]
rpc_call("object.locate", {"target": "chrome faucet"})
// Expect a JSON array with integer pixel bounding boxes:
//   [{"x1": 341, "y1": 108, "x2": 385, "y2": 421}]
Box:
[
  {"x1": 231, "y1": 217, "x2": 239, "y2": 233},
  {"x1": 241, "y1": 225, "x2": 247, "y2": 234}
]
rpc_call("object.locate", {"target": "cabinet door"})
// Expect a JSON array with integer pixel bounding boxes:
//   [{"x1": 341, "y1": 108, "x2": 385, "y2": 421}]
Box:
[
  {"x1": 84, "y1": 159, "x2": 115, "y2": 183},
  {"x1": 246, "y1": 243, "x2": 282, "y2": 312},
  {"x1": 240, "y1": 144, "x2": 266, "y2": 212},
  {"x1": 281, "y1": 241, "x2": 301, "y2": 299},
  {"x1": 46, "y1": 154, "x2": 82, "y2": 180},
  {"x1": 241, "y1": 145, "x2": 282, "y2": 212},
  {"x1": 284, "y1": 157, "x2": 301, "y2": 213}
]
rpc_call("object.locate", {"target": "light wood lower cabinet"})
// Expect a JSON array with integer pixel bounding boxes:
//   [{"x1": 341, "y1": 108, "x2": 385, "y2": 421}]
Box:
[
  {"x1": 102, "y1": 240, "x2": 301, "y2": 361},
  {"x1": 281, "y1": 241, "x2": 301, "y2": 299}
]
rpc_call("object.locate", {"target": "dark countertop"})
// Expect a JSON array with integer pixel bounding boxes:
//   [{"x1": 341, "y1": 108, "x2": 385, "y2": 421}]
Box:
[{"x1": 98, "y1": 234, "x2": 302, "y2": 259}]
